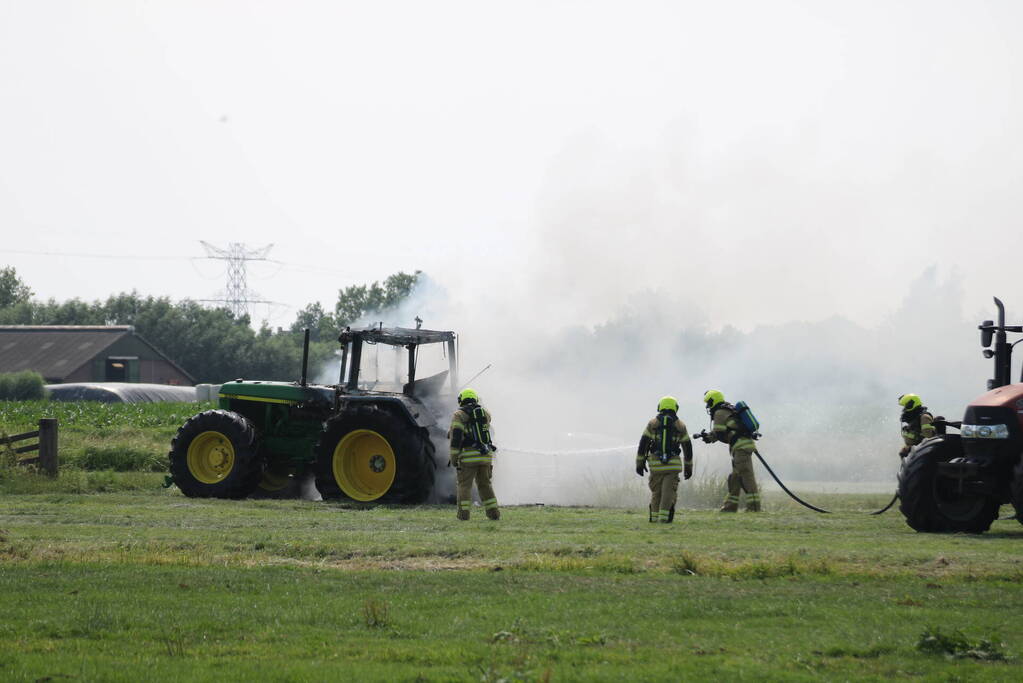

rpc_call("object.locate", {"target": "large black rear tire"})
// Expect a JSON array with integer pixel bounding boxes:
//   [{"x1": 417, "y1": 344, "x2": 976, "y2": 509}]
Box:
[
  {"x1": 314, "y1": 405, "x2": 435, "y2": 504},
  {"x1": 169, "y1": 410, "x2": 263, "y2": 499},
  {"x1": 898, "y1": 435, "x2": 999, "y2": 533}
]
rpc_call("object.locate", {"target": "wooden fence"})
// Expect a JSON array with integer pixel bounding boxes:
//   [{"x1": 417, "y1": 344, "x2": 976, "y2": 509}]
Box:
[{"x1": 0, "y1": 418, "x2": 58, "y2": 477}]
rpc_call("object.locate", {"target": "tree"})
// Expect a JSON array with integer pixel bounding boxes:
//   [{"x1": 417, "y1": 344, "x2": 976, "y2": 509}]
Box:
[
  {"x1": 289, "y1": 302, "x2": 338, "y2": 342},
  {"x1": 0, "y1": 269, "x2": 425, "y2": 384},
  {"x1": 0, "y1": 266, "x2": 33, "y2": 308},
  {"x1": 333, "y1": 270, "x2": 421, "y2": 327}
]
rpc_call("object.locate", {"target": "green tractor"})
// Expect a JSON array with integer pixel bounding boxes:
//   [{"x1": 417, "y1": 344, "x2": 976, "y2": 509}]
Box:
[{"x1": 168, "y1": 326, "x2": 459, "y2": 503}]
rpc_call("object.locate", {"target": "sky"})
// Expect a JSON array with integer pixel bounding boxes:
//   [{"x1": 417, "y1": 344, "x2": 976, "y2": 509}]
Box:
[
  {"x1": 2, "y1": 1, "x2": 1022, "y2": 492},
  {"x1": 2, "y1": 1, "x2": 1021, "y2": 332}
]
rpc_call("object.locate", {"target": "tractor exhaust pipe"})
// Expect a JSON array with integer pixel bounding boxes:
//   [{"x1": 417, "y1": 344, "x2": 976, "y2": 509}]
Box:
[
  {"x1": 300, "y1": 328, "x2": 310, "y2": 386},
  {"x1": 980, "y1": 297, "x2": 1023, "y2": 389},
  {"x1": 994, "y1": 297, "x2": 1009, "y2": 389}
]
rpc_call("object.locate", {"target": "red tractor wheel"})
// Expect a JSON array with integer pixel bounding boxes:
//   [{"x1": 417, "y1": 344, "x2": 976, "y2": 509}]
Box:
[{"x1": 898, "y1": 435, "x2": 1000, "y2": 534}]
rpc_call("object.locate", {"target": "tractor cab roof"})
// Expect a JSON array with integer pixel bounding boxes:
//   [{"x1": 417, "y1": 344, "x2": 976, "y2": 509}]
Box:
[{"x1": 337, "y1": 326, "x2": 455, "y2": 346}]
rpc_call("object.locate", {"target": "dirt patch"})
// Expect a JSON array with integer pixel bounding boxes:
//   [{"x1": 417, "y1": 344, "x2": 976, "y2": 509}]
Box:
[{"x1": 250, "y1": 555, "x2": 497, "y2": 571}]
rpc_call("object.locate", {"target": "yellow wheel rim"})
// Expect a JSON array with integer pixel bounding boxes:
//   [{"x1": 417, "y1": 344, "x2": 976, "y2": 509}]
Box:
[
  {"x1": 332, "y1": 429, "x2": 396, "y2": 501},
  {"x1": 186, "y1": 431, "x2": 236, "y2": 484}
]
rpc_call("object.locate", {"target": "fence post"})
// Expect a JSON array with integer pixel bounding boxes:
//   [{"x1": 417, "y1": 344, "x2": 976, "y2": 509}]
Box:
[{"x1": 38, "y1": 418, "x2": 58, "y2": 477}]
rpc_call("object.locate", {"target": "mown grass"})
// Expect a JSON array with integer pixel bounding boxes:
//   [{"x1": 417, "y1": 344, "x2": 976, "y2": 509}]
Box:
[
  {"x1": 1, "y1": 400, "x2": 1021, "y2": 679},
  {"x1": 0, "y1": 493, "x2": 1021, "y2": 681}
]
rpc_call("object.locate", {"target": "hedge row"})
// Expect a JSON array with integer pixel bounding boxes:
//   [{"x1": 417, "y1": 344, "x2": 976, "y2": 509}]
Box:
[{"x1": 0, "y1": 371, "x2": 45, "y2": 400}]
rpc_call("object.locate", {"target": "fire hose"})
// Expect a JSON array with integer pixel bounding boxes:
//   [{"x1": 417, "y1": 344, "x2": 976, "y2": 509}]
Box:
[
  {"x1": 753, "y1": 450, "x2": 831, "y2": 514},
  {"x1": 754, "y1": 449, "x2": 902, "y2": 515},
  {"x1": 506, "y1": 442, "x2": 901, "y2": 516},
  {"x1": 870, "y1": 492, "x2": 899, "y2": 515}
]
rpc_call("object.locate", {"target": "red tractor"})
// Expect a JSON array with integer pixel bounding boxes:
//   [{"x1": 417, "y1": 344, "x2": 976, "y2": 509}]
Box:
[{"x1": 898, "y1": 297, "x2": 1023, "y2": 533}]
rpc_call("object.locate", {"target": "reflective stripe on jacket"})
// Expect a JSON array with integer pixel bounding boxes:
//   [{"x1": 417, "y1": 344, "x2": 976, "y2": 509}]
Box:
[
  {"x1": 711, "y1": 405, "x2": 756, "y2": 453},
  {"x1": 902, "y1": 410, "x2": 935, "y2": 447}
]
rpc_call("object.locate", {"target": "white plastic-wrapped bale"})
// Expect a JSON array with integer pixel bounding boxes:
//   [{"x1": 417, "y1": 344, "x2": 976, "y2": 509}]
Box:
[{"x1": 46, "y1": 383, "x2": 198, "y2": 403}]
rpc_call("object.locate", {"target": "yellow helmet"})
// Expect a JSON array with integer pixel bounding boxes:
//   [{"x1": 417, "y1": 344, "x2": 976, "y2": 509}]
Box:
[
  {"x1": 703, "y1": 389, "x2": 725, "y2": 412},
  {"x1": 458, "y1": 388, "x2": 479, "y2": 405},
  {"x1": 898, "y1": 393, "x2": 922, "y2": 411},
  {"x1": 657, "y1": 396, "x2": 679, "y2": 413}
]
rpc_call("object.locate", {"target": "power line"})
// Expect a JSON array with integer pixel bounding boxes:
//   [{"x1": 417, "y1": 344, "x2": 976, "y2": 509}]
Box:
[
  {"x1": 2, "y1": 244, "x2": 380, "y2": 326},
  {"x1": 0, "y1": 248, "x2": 192, "y2": 261},
  {"x1": 2, "y1": 248, "x2": 362, "y2": 280}
]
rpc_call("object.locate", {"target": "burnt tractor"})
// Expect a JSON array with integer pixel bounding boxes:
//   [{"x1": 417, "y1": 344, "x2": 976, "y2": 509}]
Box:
[
  {"x1": 898, "y1": 297, "x2": 1023, "y2": 533},
  {"x1": 168, "y1": 326, "x2": 459, "y2": 503}
]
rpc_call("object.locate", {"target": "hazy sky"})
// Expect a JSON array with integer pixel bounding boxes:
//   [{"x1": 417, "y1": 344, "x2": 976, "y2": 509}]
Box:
[{"x1": 2, "y1": 1, "x2": 1021, "y2": 331}]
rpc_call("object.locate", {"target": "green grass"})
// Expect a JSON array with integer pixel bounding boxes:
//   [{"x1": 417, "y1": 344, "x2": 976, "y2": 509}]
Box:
[
  {"x1": 0, "y1": 493, "x2": 1021, "y2": 681},
  {"x1": 0, "y1": 400, "x2": 212, "y2": 474},
  {"x1": 1, "y1": 400, "x2": 1021, "y2": 679}
]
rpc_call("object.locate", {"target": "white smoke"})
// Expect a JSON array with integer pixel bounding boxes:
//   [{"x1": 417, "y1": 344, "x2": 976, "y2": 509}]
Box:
[
  {"x1": 332, "y1": 257, "x2": 990, "y2": 505},
  {"x1": 310, "y1": 113, "x2": 1004, "y2": 506}
]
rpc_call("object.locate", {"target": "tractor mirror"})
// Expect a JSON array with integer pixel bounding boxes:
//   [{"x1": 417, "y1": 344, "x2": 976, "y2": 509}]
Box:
[{"x1": 980, "y1": 321, "x2": 994, "y2": 348}]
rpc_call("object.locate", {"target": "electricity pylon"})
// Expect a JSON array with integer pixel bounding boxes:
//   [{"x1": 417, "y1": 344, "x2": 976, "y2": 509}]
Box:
[{"x1": 199, "y1": 242, "x2": 274, "y2": 318}]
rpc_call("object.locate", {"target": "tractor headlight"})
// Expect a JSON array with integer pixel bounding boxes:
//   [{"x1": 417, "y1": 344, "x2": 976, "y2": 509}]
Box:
[{"x1": 961, "y1": 423, "x2": 1009, "y2": 439}]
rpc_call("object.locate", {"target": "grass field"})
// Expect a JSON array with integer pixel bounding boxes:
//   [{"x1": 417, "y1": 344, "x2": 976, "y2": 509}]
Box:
[
  {"x1": 1, "y1": 489, "x2": 1022, "y2": 682},
  {"x1": 2, "y1": 401, "x2": 1022, "y2": 680}
]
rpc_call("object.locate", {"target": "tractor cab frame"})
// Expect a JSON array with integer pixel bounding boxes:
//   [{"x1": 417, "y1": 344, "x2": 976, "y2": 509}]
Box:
[{"x1": 338, "y1": 326, "x2": 458, "y2": 398}]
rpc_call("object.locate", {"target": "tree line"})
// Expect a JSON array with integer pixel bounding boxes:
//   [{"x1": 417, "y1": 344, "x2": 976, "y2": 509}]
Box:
[{"x1": 0, "y1": 266, "x2": 421, "y2": 384}]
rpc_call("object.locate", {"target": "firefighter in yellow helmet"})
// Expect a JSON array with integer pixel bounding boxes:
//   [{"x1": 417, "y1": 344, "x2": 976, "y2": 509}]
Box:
[
  {"x1": 448, "y1": 388, "x2": 499, "y2": 521},
  {"x1": 636, "y1": 396, "x2": 693, "y2": 523},
  {"x1": 897, "y1": 393, "x2": 935, "y2": 458},
  {"x1": 700, "y1": 389, "x2": 761, "y2": 512}
]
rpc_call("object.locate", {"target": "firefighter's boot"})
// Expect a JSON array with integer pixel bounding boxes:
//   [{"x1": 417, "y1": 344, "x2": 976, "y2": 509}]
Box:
[
  {"x1": 719, "y1": 494, "x2": 739, "y2": 513},
  {"x1": 457, "y1": 509, "x2": 470, "y2": 521},
  {"x1": 486, "y1": 508, "x2": 500, "y2": 521},
  {"x1": 745, "y1": 493, "x2": 762, "y2": 512}
]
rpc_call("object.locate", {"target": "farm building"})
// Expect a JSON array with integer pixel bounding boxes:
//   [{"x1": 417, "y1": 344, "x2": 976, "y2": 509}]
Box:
[{"x1": 0, "y1": 326, "x2": 194, "y2": 385}]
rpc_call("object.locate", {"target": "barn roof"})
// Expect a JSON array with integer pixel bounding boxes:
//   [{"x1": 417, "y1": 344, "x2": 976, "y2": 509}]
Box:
[{"x1": 0, "y1": 326, "x2": 194, "y2": 383}]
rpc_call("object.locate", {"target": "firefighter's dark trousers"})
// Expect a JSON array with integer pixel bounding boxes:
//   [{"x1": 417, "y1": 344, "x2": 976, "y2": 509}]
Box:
[{"x1": 456, "y1": 463, "x2": 499, "y2": 520}]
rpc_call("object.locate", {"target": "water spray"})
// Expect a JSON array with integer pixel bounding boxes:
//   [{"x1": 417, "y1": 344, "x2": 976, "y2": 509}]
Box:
[{"x1": 458, "y1": 363, "x2": 492, "y2": 390}]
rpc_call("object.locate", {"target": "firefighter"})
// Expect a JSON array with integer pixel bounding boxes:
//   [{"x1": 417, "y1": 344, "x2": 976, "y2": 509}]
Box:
[
  {"x1": 636, "y1": 396, "x2": 693, "y2": 523},
  {"x1": 448, "y1": 388, "x2": 499, "y2": 521},
  {"x1": 700, "y1": 389, "x2": 761, "y2": 512},
  {"x1": 898, "y1": 393, "x2": 935, "y2": 458}
]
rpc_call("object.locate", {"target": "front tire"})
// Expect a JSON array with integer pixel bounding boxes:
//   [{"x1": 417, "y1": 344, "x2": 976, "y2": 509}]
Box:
[
  {"x1": 169, "y1": 410, "x2": 263, "y2": 499},
  {"x1": 314, "y1": 405, "x2": 435, "y2": 503},
  {"x1": 898, "y1": 435, "x2": 999, "y2": 533}
]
